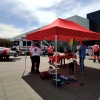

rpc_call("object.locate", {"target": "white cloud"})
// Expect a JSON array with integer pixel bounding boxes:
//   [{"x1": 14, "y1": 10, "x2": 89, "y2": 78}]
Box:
[
  {"x1": 1, "y1": 0, "x2": 100, "y2": 22},
  {"x1": 0, "y1": 0, "x2": 100, "y2": 38},
  {"x1": 9, "y1": 0, "x2": 71, "y2": 26},
  {"x1": 8, "y1": 0, "x2": 100, "y2": 24},
  {"x1": 16, "y1": 0, "x2": 61, "y2": 8},
  {"x1": 70, "y1": 0, "x2": 100, "y2": 18},
  {"x1": 0, "y1": 23, "x2": 24, "y2": 38},
  {"x1": 3, "y1": 0, "x2": 100, "y2": 25}
]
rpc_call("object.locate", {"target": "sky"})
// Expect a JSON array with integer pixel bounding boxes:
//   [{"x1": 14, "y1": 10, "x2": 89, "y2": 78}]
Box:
[{"x1": 0, "y1": 0, "x2": 100, "y2": 38}]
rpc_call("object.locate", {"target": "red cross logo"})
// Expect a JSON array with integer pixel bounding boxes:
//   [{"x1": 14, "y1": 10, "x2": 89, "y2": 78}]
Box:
[
  {"x1": 15, "y1": 42, "x2": 18, "y2": 45},
  {"x1": 34, "y1": 48, "x2": 37, "y2": 52}
]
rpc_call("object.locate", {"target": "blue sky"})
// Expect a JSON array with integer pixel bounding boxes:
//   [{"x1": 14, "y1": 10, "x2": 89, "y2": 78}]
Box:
[{"x1": 0, "y1": 0, "x2": 100, "y2": 38}]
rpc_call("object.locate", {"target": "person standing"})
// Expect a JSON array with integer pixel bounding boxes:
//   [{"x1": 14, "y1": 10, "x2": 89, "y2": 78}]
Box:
[
  {"x1": 29, "y1": 44, "x2": 34, "y2": 70},
  {"x1": 30, "y1": 42, "x2": 42, "y2": 73},
  {"x1": 93, "y1": 42, "x2": 100, "y2": 63},
  {"x1": 59, "y1": 45, "x2": 63, "y2": 53},
  {"x1": 78, "y1": 42, "x2": 86, "y2": 72},
  {"x1": 42, "y1": 46, "x2": 48, "y2": 56},
  {"x1": 48, "y1": 44, "x2": 54, "y2": 63},
  {"x1": 64, "y1": 44, "x2": 67, "y2": 54}
]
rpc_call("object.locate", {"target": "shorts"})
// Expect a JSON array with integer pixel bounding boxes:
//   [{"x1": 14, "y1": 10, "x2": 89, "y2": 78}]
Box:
[
  {"x1": 48, "y1": 53, "x2": 53, "y2": 56},
  {"x1": 94, "y1": 52, "x2": 99, "y2": 56}
]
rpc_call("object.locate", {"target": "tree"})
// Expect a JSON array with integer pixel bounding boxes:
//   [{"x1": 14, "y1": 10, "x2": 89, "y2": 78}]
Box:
[{"x1": 0, "y1": 39, "x2": 13, "y2": 47}]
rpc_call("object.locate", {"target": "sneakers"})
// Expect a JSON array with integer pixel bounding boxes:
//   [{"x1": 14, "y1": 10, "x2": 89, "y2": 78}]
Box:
[
  {"x1": 30, "y1": 69, "x2": 40, "y2": 74},
  {"x1": 28, "y1": 71, "x2": 34, "y2": 74},
  {"x1": 94, "y1": 60, "x2": 100, "y2": 63},
  {"x1": 36, "y1": 70, "x2": 40, "y2": 74},
  {"x1": 31, "y1": 70, "x2": 35, "y2": 74},
  {"x1": 30, "y1": 70, "x2": 40, "y2": 74},
  {"x1": 31, "y1": 68, "x2": 35, "y2": 73},
  {"x1": 48, "y1": 60, "x2": 51, "y2": 63}
]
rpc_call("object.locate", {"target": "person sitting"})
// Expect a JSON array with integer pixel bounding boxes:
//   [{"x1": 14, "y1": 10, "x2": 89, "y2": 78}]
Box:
[
  {"x1": 12, "y1": 46, "x2": 20, "y2": 56},
  {"x1": 18, "y1": 46, "x2": 22, "y2": 55}
]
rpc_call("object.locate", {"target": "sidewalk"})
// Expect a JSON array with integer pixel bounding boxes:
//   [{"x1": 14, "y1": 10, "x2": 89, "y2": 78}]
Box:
[{"x1": 0, "y1": 56, "x2": 100, "y2": 100}]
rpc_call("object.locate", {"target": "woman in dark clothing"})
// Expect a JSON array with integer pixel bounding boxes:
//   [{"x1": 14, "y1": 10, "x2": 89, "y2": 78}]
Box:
[{"x1": 59, "y1": 46, "x2": 63, "y2": 53}]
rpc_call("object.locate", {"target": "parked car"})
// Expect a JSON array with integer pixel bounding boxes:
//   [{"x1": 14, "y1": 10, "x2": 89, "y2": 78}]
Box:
[{"x1": 0, "y1": 47, "x2": 17, "y2": 60}]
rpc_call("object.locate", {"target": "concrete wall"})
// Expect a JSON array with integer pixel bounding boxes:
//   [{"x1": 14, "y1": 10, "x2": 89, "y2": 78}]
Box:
[
  {"x1": 66, "y1": 15, "x2": 89, "y2": 29},
  {"x1": 61, "y1": 15, "x2": 90, "y2": 52},
  {"x1": 13, "y1": 26, "x2": 46, "y2": 40},
  {"x1": 13, "y1": 33, "x2": 27, "y2": 40}
]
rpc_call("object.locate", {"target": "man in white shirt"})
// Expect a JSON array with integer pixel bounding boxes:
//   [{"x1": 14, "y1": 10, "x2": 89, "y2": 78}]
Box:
[
  {"x1": 30, "y1": 42, "x2": 42, "y2": 73},
  {"x1": 29, "y1": 44, "x2": 34, "y2": 71}
]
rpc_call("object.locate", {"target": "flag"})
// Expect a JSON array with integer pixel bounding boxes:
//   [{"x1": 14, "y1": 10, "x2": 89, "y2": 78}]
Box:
[{"x1": 69, "y1": 38, "x2": 75, "y2": 46}]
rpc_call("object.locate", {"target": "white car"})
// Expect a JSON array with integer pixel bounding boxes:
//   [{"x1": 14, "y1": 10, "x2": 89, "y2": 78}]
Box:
[{"x1": 0, "y1": 47, "x2": 17, "y2": 60}]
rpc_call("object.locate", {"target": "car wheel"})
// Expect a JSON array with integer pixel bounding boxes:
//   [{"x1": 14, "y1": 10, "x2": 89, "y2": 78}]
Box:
[
  {"x1": 0, "y1": 55, "x2": 3, "y2": 60},
  {"x1": 6, "y1": 56, "x2": 9, "y2": 60}
]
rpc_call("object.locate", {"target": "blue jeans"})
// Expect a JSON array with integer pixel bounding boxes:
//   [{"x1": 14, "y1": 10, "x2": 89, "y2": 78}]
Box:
[{"x1": 79, "y1": 57, "x2": 85, "y2": 72}]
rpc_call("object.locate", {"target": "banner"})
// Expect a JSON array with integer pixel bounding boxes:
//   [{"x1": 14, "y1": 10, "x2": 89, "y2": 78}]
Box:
[{"x1": 69, "y1": 38, "x2": 75, "y2": 46}]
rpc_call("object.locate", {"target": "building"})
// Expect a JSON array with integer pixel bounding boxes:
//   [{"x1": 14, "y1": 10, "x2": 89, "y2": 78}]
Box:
[
  {"x1": 87, "y1": 10, "x2": 100, "y2": 45},
  {"x1": 87, "y1": 10, "x2": 100, "y2": 33},
  {"x1": 66, "y1": 15, "x2": 89, "y2": 29},
  {"x1": 13, "y1": 26, "x2": 45, "y2": 40}
]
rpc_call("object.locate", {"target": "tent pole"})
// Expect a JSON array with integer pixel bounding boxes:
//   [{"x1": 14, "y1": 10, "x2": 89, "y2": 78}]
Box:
[
  {"x1": 80, "y1": 40, "x2": 84, "y2": 86},
  {"x1": 25, "y1": 39, "x2": 27, "y2": 71},
  {"x1": 55, "y1": 35, "x2": 58, "y2": 89},
  {"x1": 72, "y1": 40, "x2": 76, "y2": 77},
  {"x1": 80, "y1": 55, "x2": 84, "y2": 86}
]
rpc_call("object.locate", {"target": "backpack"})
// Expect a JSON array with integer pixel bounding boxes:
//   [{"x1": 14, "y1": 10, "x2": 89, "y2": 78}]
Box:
[
  {"x1": 52, "y1": 74, "x2": 64, "y2": 87},
  {"x1": 40, "y1": 71, "x2": 53, "y2": 79}
]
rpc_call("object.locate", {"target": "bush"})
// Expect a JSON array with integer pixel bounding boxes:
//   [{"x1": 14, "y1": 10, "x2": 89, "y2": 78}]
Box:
[{"x1": 0, "y1": 39, "x2": 13, "y2": 48}]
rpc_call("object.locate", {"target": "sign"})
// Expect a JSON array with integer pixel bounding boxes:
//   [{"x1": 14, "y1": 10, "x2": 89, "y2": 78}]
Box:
[{"x1": 14, "y1": 41, "x2": 19, "y2": 46}]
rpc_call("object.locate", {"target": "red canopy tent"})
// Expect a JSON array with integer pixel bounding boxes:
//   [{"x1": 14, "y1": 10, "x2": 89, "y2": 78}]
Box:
[
  {"x1": 26, "y1": 18, "x2": 100, "y2": 41},
  {"x1": 26, "y1": 18, "x2": 100, "y2": 88}
]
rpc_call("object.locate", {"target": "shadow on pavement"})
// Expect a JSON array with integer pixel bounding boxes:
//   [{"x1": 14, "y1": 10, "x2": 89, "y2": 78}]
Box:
[
  {"x1": 22, "y1": 64, "x2": 100, "y2": 100},
  {"x1": 0, "y1": 57, "x2": 21, "y2": 62}
]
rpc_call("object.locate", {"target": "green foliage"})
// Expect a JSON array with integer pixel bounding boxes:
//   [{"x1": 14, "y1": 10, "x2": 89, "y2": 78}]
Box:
[{"x1": 0, "y1": 39, "x2": 13, "y2": 47}]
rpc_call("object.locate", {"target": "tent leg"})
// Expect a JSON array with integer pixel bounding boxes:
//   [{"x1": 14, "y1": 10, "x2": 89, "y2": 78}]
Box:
[
  {"x1": 55, "y1": 35, "x2": 58, "y2": 89},
  {"x1": 24, "y1": 40, "x2": 27, "y2": 71},
  {"x1": 79, "y1": 40, "x2": 84, "y2": 86},
  {"x1": 25, "y1": 56, "x2": 27, "y2": 71},
  {"x1": 80, "y1": 57, "x2": 84, "y2": 86}
]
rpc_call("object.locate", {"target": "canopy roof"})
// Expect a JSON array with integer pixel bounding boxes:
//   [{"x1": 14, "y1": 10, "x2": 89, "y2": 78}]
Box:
[{"x1": 26, "y1": 18, "x2": 100, "y2": 41}]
